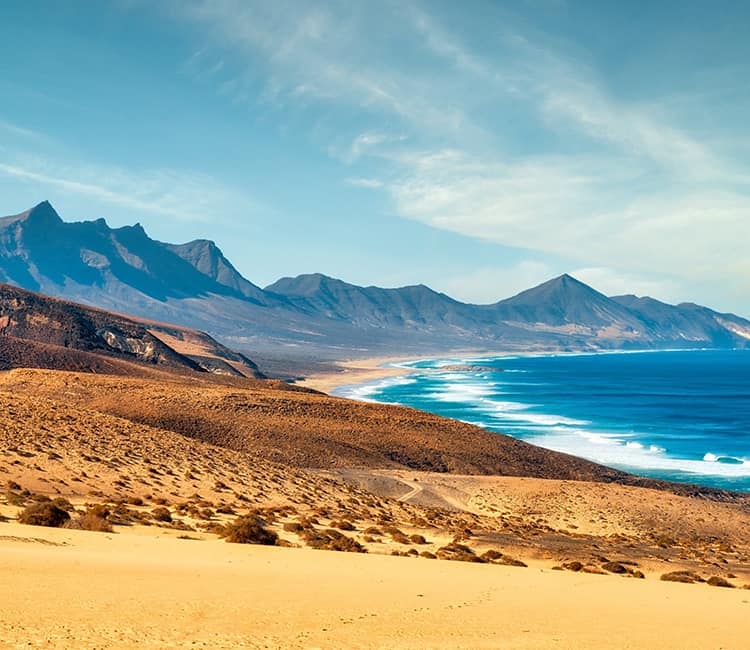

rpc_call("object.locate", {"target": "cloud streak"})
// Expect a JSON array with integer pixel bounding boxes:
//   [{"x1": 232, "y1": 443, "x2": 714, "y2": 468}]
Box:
[
  {"x1": 0, "y1": 156, "x2": 258, "y2": 223},
  {"x1": 97, "y1": 2, "x2": 750, "y2": 308}
]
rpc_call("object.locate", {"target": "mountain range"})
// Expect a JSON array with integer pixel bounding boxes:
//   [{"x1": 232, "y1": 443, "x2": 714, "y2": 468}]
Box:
[{"x1": 1, "y1": 201, "x2": 749, "y2": 359}]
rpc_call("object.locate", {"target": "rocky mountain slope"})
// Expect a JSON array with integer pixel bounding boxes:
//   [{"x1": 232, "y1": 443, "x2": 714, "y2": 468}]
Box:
[
  {"x1": 2, "y1": 201, "x2": 749, "y2": 357},
  {"x1": 0, "y1": 282, "x2": 263, "y2": 378}
]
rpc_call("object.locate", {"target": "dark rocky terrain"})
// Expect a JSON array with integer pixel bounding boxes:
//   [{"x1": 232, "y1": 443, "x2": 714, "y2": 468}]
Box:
[{"x1": 0, "y1": 282, "x2": 263, "y2": 378}]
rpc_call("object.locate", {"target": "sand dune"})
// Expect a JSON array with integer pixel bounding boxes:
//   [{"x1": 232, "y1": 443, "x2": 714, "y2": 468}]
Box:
[
  {"x1": 1, "y1": 522, "x2": 749, "y2": 649},
  {"x1": 3, "y1": 366, "x2": 750, "y2": 648}
]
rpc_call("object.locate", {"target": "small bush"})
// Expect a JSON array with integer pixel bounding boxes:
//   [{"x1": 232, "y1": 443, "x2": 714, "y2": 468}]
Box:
[
  {"x1": 68, "y1": 507, "x2": 114, "y2": 533},
  {"x1": 283, "y1": 522, "x2": 305, "y2": 533},
  {"x1": 330, "y1": 520, "x2": 356, "y2": 531},
  {"x1": 382, "y1": 525, "x2": 404, "y2": 537},
  {"x1": 661, "y1": 571, "x2": 705, "y2": 584},
  {"x1": 437, "y1": 543, "x2": 486, "y2": 563},
  {"x1": 302, "y1": 528, "x2": 366, "y2": 553},
  {"x1": 18, "y1": 502, "x2": 70, "y2": 527},
  {"x1": 707, "y1": 576, "x2": 735, "y2": 588},
  {"x1": 602, "y1": 562, "x2": 628, "y2": 574},
  {"x1": 420, "y1": 551, "x2": 437, "y2": 559},
  {"x1": 222, "y1": 515, "x2": 278, "y2": 545},
  {"x1": 151, "y1": 507, "x2": 172, "y2": 523},
  {"x1": 481, "y1": 549, "x2": 504, "y2": 562},
  {"x1": 409, "y1": 534, "x2": 428, "y2": 545}
]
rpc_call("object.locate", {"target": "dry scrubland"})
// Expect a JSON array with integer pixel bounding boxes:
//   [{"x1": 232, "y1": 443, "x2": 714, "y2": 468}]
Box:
[{"x1": 2, "y1": 367, "x2": 750, "y2": 648}]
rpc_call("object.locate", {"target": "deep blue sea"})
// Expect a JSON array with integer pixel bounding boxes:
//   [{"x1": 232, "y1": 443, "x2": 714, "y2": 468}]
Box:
[{"x1": 338, "y1": 350, "x2": 750, "y2": 492}]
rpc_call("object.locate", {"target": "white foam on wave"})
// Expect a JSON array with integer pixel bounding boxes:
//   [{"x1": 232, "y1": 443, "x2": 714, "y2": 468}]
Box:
[
  {"x1": 340, "y1": 356, "x2": 750, "y2": 481},
  {"x1": 523, "y1": 428, "x2": 750, "y2": 478}
]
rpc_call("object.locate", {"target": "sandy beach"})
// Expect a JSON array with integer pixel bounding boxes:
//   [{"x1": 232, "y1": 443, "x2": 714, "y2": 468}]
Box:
[
  {"x1": 2, "y1": 521, "x2": 749, "y2": 649},
  {"x1": 296, "y1": 356, "x2": 418, "y2": 393}
]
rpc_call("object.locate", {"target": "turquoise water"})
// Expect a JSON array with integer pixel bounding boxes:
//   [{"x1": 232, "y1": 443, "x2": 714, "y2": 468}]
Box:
[{"x1": 338, "y1": 350, "x2": 750, "y2": 492}]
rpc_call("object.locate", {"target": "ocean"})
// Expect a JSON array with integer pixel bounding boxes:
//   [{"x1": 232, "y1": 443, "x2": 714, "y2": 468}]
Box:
[{"x1": 338, "y1": 349, "x2": 750, "y2": 492}]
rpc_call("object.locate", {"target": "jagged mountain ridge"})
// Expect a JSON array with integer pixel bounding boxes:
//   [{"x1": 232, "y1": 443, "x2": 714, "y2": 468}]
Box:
[{"x1": 1, "y1": 201, "x2": 748, "y2": 356}]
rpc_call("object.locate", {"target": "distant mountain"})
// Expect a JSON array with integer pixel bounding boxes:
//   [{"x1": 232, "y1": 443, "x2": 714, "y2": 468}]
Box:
[
  {"x1": 164, "y1": 239, "x2": 267, "y2": 302},
  {"x1": 612, "y1": 294, "x2": 750, "y2": 347},
  {"x1": 267, "y1": 273, "x2": 488, "y2": 330},
  {"x1": 1, "y1": 201, "x2": 748, "y2": 360}
]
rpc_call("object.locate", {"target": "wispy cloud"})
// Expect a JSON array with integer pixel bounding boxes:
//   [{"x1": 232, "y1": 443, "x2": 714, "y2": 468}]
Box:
[
  {"x1": 346, "y1": 177, "x2": 384, "y2": 189},
  {"x1": 0, "y1": 117, "x2": 50, "y2": 143},
  {"x1": 149, "y1": 1, "x2": 750, "y2": 307},
  {"x1": 0, "y1": 155, "x2": 258, "y2": 223}
]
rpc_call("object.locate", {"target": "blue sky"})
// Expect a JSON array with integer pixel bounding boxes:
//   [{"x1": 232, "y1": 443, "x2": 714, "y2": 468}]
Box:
[{"x1": 1, "y1": 1, "x2": 748, "y2": 313}]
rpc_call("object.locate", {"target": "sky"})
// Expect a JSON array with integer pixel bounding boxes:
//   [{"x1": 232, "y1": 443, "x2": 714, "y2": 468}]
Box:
[{"x1": 1, "y1": 0, "x2": 749, "y2": 313}]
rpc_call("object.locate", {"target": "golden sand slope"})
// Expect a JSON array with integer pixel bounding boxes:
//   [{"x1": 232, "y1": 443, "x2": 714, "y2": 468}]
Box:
[
  {"x1": 1, "y1": 522, "x2": 749, "y2": 650},
  {"x1": 3, "y1": 367, "x2": 750, "y2": 648}
]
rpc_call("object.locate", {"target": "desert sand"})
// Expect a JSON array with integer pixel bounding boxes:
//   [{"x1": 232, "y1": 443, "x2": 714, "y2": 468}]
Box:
[
  {"x1": 2, "y1": 521, "x2": 750, "y2": 650},
  {"x1": 3, "y1": 365, "x2": 750, "y2": 649}
]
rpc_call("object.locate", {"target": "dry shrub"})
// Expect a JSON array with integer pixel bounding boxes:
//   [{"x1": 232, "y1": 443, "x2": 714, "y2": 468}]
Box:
[
  {"x1": 364, "y1": 526, "x2": 382, "y2": 535},
  {"x1": 222, "y1": 515, "x2": 278, "y2": 545},
  {"x1": 420, "y1": 551, "x2": 437, "y2": 559},
  {"x1": 480, "y1": 549, "x2": 504, "y2": 562},
  {"x1": 18, "y1": 502, "x2": 70, "y2": 527},
  {"x1": 661, "y1": 571, "x2": 705, "y2": 584},
  {"x1": 707, "y1": 576, "x2": 735, "y2": 588},
  {"x1": 437, "y1": 543, "x2": 486, "y2": 563},
  {"x1": 68, "y1": 506, "x2": 114, "y2": 533},
  {"x1": 302, "y1": 528, "x2": 366, "y2": 553},
  {"x1": 409, "y1": 534, "x2": 428, "y2": 545},
  {"x1": 151, "y1": 506, "x2": 172, "y2": 523},
  {"x1": 382, "y1": 525, "x2": 404, "y2": 537},
  {"x1": 283, "y1": 522, "x2": 305, "y2": 533},
  {"x1": 330, "y1": 519, "x2": 356, "y2": 531}
]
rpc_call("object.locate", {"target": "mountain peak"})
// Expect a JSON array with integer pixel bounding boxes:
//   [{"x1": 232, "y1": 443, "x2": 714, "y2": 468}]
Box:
[
  {"x1": 165, "y1": 238, "x2": 266, "y2": 302},
  {"x1": 0, "y1": 201, "x2": 64, "y2": 228},
  {"x1": 495, "y1": 273, "x2": 640, "y2": 329},
  {"x1": 266, "y1": 273, "x2": 348, "y2": 297}
]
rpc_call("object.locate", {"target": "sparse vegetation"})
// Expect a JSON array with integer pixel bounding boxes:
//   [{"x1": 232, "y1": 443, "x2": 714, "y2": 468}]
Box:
[
  {"x1": 151, "y1": 506, "x2": 172, "y2": 523},
  {"x1": 18, "y1": 502, "x2": 70, "y2": 527},
  {"x1": 302, "y1": 528, "x2": 365, "y2": 553},
  {"x1": 661, "y1": 571, "x2": 705, "y2": 584},
  {"x1": 222, "y1": 515, "x2": 278, "y2": 546}
]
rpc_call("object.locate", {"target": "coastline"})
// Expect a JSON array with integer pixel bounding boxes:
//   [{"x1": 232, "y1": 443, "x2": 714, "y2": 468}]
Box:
[
  {"x1": 310, "y1": 348, "x2": 750, "y2": 493},
  {"x1": 297, "y1": 347, "x2": 718, "y2": 395},
  {"x1": 296, "y1": 355, "x2": 420, "y2": 394}
]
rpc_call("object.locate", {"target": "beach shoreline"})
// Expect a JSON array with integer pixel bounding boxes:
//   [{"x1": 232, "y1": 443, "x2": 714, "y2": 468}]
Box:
[{"x1": 296, "y1": 355, "x2": 420, "y2": 393}]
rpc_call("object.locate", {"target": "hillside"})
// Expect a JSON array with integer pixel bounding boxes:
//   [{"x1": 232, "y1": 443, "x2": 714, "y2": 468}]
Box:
[
  {"x1": 0, "y1": 282, "x2": 264, "y2": 378},
  {"x1": 2, "y1": 202, "x2": 749, "y2": 359}
]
